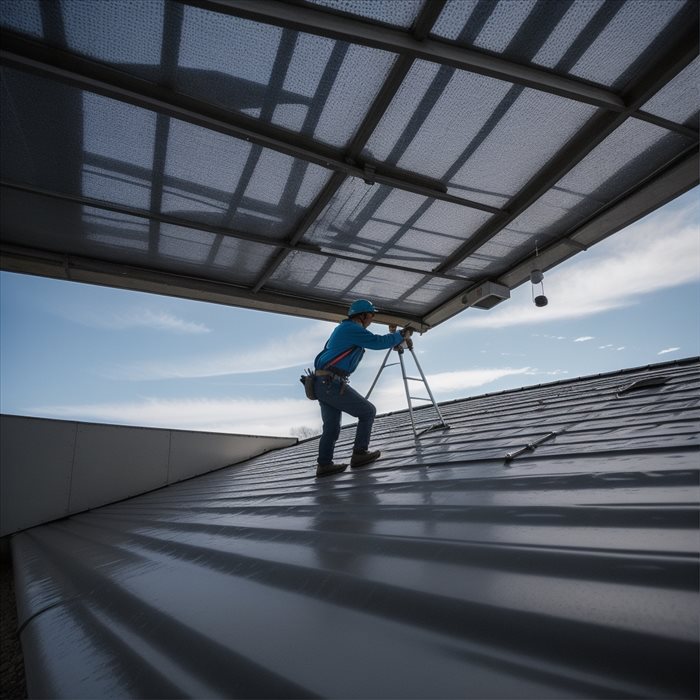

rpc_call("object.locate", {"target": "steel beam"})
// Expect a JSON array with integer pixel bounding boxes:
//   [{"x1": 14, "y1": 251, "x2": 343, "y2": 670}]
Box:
[
  {"x1": 0, "y1": 180, "x2": 467, "y2": 282},
  {"x1": 187, "y1": 0, "x2": 626, "y2": 111},
  {"x1": 0, "y1": 242, "x2": 427, "y2": 330}
]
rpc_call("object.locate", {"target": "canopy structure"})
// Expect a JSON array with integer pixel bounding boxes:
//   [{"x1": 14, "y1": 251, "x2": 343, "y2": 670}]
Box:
[{"x1": 1, "y1": 0, "x2": 698, "y2": 330}]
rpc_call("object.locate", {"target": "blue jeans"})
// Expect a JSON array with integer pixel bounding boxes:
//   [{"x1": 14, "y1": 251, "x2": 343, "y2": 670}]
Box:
[{"x1": 315, "y1": 375, "x2": 376, "y2": 465}]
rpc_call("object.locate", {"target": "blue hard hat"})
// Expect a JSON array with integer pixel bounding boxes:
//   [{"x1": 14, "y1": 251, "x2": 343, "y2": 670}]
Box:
[{"x1": 348, "y1": 299, "x2": 377, "y2": 317}]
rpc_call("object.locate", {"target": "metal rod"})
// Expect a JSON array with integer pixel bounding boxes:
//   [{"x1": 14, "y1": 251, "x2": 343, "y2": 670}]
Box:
[
  {"x1": 398, "y1": 349, "x2": 418, "y2": 438},
  {"x1": 407, "y1": 347, "x2": 449, "y2": 428},
  {"x1": 365, "y1": 347, "x2": 394, "y2": 401}
]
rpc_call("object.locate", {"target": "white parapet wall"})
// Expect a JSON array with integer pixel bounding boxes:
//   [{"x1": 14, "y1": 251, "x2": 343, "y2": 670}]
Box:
[{"x1": 0, "y1": 415, "x2": 297, "y2": 536}]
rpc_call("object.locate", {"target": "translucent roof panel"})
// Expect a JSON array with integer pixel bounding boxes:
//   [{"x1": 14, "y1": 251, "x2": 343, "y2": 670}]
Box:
[
  {"x1": 0, "y1": 191, "x2": 275, "y2": 287},
  {"x1": 301, "y1": 0, "x2": 426, "y2": 29},
  {"x1": 431, "y1": 0, "x2": 693, "y2": 90},
  {"x1": 641, "y1": 56, "x2": 700, "y2": 127},
  {"x1": 555, "y1": 118, "x2": 696, "y2": 203},
  {"x1": 1, "y1": 0, "x2": 697, "y2": 329},
  {"x1": 0, "y1": 68, "x2": 334, "y2": 243},
  {"x1": 454, "y1": 118, "x2": 697, "y2": 279},
  {"x1": 0, "y1": 0, "x2": 42, "y2": 37},
  {"x1": 176, "y1": 5, "x2": 402, "y2": 148},
  {"x1": 304, "y1": 180, "x2": 493, "y2": 271},
  {"x1": 363, "y1": 61, "x2": 599, "y2": 206}
]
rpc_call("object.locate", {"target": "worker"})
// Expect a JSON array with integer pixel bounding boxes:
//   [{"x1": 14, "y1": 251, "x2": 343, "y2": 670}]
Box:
[{"x1": 313, "y1": 299, "x2": 413, "y2": 477}]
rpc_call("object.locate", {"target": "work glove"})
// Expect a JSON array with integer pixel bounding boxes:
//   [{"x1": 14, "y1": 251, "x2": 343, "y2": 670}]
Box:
[{"x1": 388, "y1": 326, "x2": 414, "y2": 351}]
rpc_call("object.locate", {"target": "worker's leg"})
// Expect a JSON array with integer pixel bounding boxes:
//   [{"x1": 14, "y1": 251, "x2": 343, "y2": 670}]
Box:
[
  {"x1": 330, "y1": 384, "x2": 376, "y2": 453},
  {"x1": 337, "y1": 386, "x2": 381, "y2": 468},
  {"x1": 316, "y1": 379, "x2": 342, "y2": 465},
  {"x1": 316, "y1": 377, "x2": 376, "y2": 457}
]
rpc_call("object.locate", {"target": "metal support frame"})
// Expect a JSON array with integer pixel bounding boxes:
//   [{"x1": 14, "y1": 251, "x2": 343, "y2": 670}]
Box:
[
  {"x1": 249, "y1": 1, "x2": 448, "y2": 295},
  {"x1": 0, "y1": 180, "x2": 469, "y2": 284},
  {"x1": 0, "y1": 31, "x2": 496, "y2": 216},
  {"x1": 366, "y1": 345, "x2": 450, "y2": 439},
  {"x1": 0, "y1": 0, "x2": 697, "y2": 330}
]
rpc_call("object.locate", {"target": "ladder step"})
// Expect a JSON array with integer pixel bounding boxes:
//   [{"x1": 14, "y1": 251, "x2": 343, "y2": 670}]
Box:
[
  {"x1": 407, "y1": 377, "x2": 423, "y2": 381},
  {"x1": 409, "y1": 396, "x2": 432, "y2": 402}
]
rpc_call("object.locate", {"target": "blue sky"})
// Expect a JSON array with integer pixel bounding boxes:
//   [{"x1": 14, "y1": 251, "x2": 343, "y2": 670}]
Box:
[{"x1": 1, "y1": 187, "x2": 698, "y2": 437}]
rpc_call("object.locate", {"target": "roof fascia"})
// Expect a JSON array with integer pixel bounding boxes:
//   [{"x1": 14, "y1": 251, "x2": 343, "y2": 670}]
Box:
[{"x1": 0, "y1": 242, "x2": 429, "y2": 330}]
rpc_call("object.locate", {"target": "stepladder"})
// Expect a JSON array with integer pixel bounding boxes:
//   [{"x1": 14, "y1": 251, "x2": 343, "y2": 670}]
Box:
[{"x1": 365, "y1": 342, "x2": 450, "y2": 439}]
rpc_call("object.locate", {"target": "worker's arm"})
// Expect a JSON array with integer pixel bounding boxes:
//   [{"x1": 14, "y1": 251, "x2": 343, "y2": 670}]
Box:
[{"x1": 344, "y1": 323, "x2": 403, "y2": 350}]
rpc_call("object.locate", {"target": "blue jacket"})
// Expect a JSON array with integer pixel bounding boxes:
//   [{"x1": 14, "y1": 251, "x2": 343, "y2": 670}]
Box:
[{"x1": 315, "y1": 320, "x2": 403, "y2": 375}]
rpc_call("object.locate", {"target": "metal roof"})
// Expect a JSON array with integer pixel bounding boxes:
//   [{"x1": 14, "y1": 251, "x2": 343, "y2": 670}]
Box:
[
  {"x1": 1, "y1": 0, "x2": 698, "y2": 329},
  {"x1": 12, "y1": 357, "x2": 700, "y2": 698}
]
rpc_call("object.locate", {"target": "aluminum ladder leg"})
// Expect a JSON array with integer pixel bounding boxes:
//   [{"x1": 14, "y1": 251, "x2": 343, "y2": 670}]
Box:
[{"x1": 366, "y1": 345, "x2": 450, "y2": 439}]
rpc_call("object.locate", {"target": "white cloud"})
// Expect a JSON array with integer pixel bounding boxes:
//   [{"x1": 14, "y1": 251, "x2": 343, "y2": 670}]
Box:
[
  {"x1": 525, "y1": 368, "x2": 569, "y2": 377},
  {"x1": 451, "y1": 200, "x2": 700, "y2": 330},
  {"x1": 574, "y1": 336, "x2": 594, "y2": 342},
  {"x1": 34, "y1": 396, "x2": 322, "y2": 437},
  {"x1": 110, "y1": 321, "x2": 333, "y2": 380},
  {"x1": 369, "y1": 366, "x2": 533, "y2": 411},
  {"x1": 76, "y1": 308, "x2": 210, "y2": 334},
  {"x1": 658, "y1": 347, "x2": 680, "y2": 355},
  {"x1": 33, "y1": 366, "x2": 564, "y2": 437}
]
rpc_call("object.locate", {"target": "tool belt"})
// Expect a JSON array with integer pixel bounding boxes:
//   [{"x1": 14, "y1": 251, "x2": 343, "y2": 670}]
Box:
[
  {"x1": 301, "y1": 345, "x2": 355, "y2": 400},
  {"x1": 315, "y1": 368, "x2": 349, "y2": 380}
]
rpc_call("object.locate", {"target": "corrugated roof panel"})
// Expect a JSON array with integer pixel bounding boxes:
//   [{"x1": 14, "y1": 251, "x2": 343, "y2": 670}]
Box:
[{"x1": 12, "y1": 359, "x2": 700, "y2": 698}]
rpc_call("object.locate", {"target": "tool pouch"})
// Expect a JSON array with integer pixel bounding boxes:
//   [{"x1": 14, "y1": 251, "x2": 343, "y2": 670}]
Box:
[{"x1": 300, "y1": 370, "x2": 316, "y2": 400}]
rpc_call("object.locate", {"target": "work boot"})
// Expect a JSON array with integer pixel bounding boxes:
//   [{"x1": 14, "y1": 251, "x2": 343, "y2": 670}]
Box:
[
  {"x1": 316, "y1": 462, "x2": 348, "y2": 478},
  {"x1": 350, "y1": 449, "x2": 381, "y2": 468}
]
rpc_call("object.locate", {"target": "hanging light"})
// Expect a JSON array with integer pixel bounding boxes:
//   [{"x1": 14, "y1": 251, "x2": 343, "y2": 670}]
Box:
[{"x1": 531, "y1": 243, "x2": 548, "y2": 307}]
